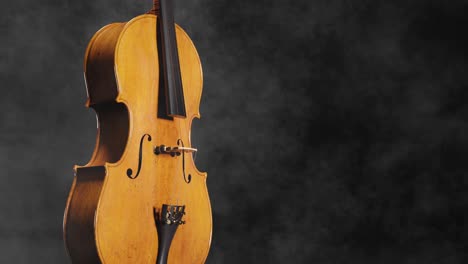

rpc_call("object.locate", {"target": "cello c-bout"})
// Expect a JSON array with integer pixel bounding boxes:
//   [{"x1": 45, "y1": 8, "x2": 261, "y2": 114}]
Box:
[{"x1": 63, "y1": 1, "x2": 212, "y2": 263}]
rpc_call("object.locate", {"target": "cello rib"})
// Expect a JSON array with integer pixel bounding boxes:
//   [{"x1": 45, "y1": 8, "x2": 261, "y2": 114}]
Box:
[
  {"x1": 64, "y1": 166, "x2": 106, "y2": 264},
  {"x1": 64, "y1": 22, "x2": 129, "y2": 263}
]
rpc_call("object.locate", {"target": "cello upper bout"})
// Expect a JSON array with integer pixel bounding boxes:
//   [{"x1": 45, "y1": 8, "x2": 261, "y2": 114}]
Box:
[{"x1": 113, "y1": 14, "x2": 203, "y2": 112}]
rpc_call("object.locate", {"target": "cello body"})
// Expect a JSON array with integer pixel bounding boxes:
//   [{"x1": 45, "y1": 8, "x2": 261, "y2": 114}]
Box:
[{"x1": 64, "y1": 12, "x2": 212, "y2": 264}]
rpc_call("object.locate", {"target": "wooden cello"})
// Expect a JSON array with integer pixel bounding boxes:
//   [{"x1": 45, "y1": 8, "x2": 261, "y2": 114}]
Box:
[{"x1": 63, "y1": 0, "x2": 212, "y2": 263}]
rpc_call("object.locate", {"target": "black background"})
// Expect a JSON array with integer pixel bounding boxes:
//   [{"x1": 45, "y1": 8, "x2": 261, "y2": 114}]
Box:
[{"x1": 2, "y1": 0, "x2": 468, "y2": 263}]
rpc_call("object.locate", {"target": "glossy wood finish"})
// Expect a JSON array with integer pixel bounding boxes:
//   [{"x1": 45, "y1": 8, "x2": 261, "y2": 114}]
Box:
[{"x1": 64, "y1": 14, "x2": 212, "y2": 263}]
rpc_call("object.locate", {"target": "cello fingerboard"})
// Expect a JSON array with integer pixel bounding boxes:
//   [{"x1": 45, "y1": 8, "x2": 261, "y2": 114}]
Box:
[{"x1": 157, "y1": 0, "x2": 187, "y2": 119}]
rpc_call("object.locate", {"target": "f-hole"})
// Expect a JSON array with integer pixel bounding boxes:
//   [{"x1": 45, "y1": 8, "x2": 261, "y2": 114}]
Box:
[
  {"x1": 127, "y1": 134, "x2": 152, "y2": 179},
  {"x1": 177, "y1": 139, "x2": 191, "y2": 184}
]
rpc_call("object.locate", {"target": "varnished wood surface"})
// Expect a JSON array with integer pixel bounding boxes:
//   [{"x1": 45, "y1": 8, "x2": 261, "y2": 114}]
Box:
[
  {"x1": 64, "y1": 14, "x2": 212, "y2": 263},
  {"x1": 64, "y1": 166, "x2": 106, "y2": 263}
]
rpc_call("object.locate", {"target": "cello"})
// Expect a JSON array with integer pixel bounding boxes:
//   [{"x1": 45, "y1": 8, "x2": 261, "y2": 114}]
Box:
[{"x1": 63, "y1": 0, "x2": 212, "y2": 263}]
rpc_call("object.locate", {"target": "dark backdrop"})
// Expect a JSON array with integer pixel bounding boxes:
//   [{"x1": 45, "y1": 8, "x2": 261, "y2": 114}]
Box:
[{"x1": 2, "y1": 0, "x2": 468, "y2": 263}]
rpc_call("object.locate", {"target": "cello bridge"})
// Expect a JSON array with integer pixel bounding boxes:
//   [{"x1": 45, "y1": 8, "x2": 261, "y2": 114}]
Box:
[{"x1": 154, "y1": 144, "x2": 197, "y2": 157}]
